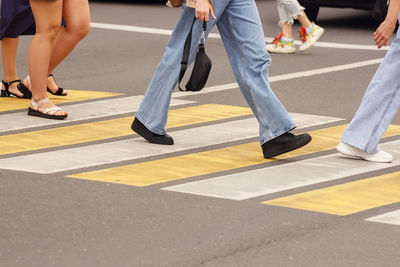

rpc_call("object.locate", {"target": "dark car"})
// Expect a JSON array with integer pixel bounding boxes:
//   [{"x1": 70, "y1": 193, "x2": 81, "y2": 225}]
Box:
[{"x1": 299, "y1": 0, "x2": 387, "y2": 21}]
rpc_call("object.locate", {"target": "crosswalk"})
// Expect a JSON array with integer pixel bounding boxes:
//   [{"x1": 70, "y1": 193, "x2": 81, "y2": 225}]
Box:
[{"x1": 1, "y1": 90, "x2": 400, "y2": 226}]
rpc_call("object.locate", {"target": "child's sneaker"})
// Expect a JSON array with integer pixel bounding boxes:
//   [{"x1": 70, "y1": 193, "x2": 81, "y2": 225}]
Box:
[
  {"x1": 298, "y1": 23, "x2": 324, "y2": 52},
  {"x1": 266, "y1": 33, "x2": 296, "y2": 54}
]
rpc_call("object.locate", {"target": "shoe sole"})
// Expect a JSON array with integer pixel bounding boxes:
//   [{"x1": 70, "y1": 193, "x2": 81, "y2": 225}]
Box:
[
  {"x1": 263, "y1": 134, "x2": 312, "y2": 158},
  {"x1": 267, "y1": 46, "x2": 296, "y2": 54},
  {"x1": 131, "y1": 121, "x2": 174, "y2": 145},
  {"x1": 28, "y1": 107, "x2": 67, "y2": 120},
  {"x1": 336, "y1": 145, "x2": 392, "y2": 163},
  {"x1": 298, "y1": 28, "x2": 325, "y2": 52}
]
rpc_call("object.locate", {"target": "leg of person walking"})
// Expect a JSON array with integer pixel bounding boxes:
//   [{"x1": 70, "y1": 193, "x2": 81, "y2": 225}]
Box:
[
  {"x1": 338, "y1": 27, "x2": 400, "y2": 162},
  {"x1": 0, "y1": 37, "x2": 31, "y2": 98},
  {"x1": 133, "y1": 0, "x2": 310, "y2": 157},
  {"x1": 28, "y1": 0, "x2": 67, "y2": 119},
  {"x1": 267, "y1": 0, "x2": 323, "y2": 53},
  {"x1": 23, "y1": 0, "x2": 90, "y2": 96},
  {"x1": 133, "y1": 2, "x2": 229, "y2": 144},
  {"x1": 1, "y1": 38, "x2": 19, "y2": 86},
  {"x1": 48, "y1": 0, "x2": 90, "y2": 75},
  {"x1": 216, "y1": 0, "x2": 311, "y2": 157}
]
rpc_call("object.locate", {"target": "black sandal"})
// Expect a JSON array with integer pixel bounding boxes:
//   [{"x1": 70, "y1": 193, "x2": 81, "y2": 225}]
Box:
[
  {"x1": 47, "y1": 74, "x2": 67, "y2": 96},
  {"x1": 1, "y1": 79, "x2": 32, "y2": 99}
]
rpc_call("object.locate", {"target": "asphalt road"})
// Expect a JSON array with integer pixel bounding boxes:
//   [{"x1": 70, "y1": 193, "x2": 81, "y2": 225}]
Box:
[{"x1": 1, "y1": 1, "x2": 400, "y2": 266}]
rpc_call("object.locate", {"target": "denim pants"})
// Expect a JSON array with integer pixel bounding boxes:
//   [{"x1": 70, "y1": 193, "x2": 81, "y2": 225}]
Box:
[
  {"x1": 136, "y1": 0, "x2": 296, "y2": 145},
  {"x1": 341, "y1": 19, "x2": 400, "y2": 153},
  {"x1": 277, "y1": 0, "x2": 304, "y2": 26}
]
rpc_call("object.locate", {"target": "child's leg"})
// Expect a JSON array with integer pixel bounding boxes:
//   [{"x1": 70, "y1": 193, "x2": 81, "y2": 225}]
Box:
[
  {"x1": 277, "y1": 0, "x2": 304, "y2": 27},
  {"x1": 268, "y1": 1, "x2": 299, "y2": 53},
  {"x1": 281, "y1": 23, "x2": 293, "y2": 38},
  {"x1": 297, "y1": 10, "x2": 312, "y2": 29}
]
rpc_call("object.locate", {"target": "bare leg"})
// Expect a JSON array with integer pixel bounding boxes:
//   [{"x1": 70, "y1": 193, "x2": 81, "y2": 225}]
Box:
[
  {"x1": 29, "y1": 0, "x2": 67, "y2": 116},
  {"x1": 281, "y1": 23, "x2": 293, "y2": 39},
  {"x1": 297, "y1": 10, "x2": 312, "y2": 28},
  {"x1": 22, "y1": 30, "x2": 67, "y2": 94},
  {"x1": 48, "y1": 0, "x2": 90, "y2": 74},
  {"x1": 1, "y1": 37, "x2": 23, "y2": 96},
  {"x1": 29, "y1": 0, "x2": 90, "y2": 94}
]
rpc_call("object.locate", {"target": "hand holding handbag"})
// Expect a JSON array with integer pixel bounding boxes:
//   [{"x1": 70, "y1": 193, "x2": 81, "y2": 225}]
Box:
[{"x1": 178, "y1": 18, "x2": 212, "y2": 92}]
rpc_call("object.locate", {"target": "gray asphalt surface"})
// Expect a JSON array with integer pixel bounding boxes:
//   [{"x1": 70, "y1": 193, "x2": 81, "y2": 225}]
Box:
[{"x1": 1, "y1": 0, "x2": 400, "y2": 266}]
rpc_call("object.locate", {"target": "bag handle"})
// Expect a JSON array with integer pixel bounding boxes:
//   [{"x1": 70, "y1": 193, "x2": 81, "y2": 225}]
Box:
[{"x1": 178, "y1": 18, "x2": 207, "y2": 92}]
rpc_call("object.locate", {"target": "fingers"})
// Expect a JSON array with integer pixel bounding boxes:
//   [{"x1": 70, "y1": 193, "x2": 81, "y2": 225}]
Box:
[
  {"x1": 374, "y1": 31, "x2": 388, "y2": 48},
  {"x1": 195, "y1": 4, "x2": 216, "y2": 22},
  {"x1": 376, "y1": 36, "x2": 387, "y2": 48},
  {"x1": 210, "y1": 8, "x2": 216, "y2": 20},
  {"x1": 374, "y1": 26, "x2": 385, "y2": 48},
  {"x1": 195, "y1": 10, "x2": 209, "y2": 22}
]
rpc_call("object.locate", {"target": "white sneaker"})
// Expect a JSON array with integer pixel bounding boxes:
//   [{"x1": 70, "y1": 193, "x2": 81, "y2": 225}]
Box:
[
  {"x1": 266, "y1": 33, "x2": 296, "y2": 54},
  {"x1": 336, "y1": 141, "x2": 393, "y2": 163},
  {"x1": 298, "y1": 23, "x2": 324, "y2": 52}
]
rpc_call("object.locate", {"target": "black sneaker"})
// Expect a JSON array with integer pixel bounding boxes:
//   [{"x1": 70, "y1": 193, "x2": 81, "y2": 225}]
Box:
[
  {"x1": 261, "y1": 132, "x2": 311, "y2": 158},
  {"x1": 131, "y1": 118, "x2": 174, "y2": 145}
]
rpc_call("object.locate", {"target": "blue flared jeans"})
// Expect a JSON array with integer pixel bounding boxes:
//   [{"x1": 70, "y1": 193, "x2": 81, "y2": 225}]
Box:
[
  {"x1": 341, "y1": 17, "x2": 400, "y2": 153},
  {"x1": 136, "y1": 0, "x2": 296, "y2": 145}
]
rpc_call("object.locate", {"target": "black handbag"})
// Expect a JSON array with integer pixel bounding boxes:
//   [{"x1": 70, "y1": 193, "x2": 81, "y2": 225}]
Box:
[{"x1": 178, "y1": 18, "x2": 212, "y2": 92}]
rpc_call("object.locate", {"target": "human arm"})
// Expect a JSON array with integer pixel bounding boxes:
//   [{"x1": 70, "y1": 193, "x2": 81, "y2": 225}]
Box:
[
  {"x1": 375, "y1": 0, "x2": 400, "y2": 48},
  {"x1": 195, "y1": 0, "x2": 216, "y2": 22}
]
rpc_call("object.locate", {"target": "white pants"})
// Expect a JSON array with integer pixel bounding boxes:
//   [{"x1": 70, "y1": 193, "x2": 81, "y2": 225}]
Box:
[{"x1": 277, "y1": 0, "x2": 305, "y2": 26}]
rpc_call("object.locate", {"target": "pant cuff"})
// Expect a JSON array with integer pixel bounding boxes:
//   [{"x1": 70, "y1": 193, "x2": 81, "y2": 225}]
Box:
[{"x1": 260, "y1": 124, "x2": 297, "y2": 145}]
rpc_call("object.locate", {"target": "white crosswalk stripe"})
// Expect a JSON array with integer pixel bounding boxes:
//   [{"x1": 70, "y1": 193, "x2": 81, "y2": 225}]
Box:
[
  {"x1": 163, "y1": 141, "x2": 400, "y2": 200},
  {"x1": 366, "y1": 210, "x2": 400, "y2": 226},
  {"x1": 1, "y1": 93, "x2": 400, "y2": 224},
  {"x1": 0, "y1": 96, "x2": 193, "y2": 133},
  {"x1": 0, "y1": 113, "x2": 341, "y2": 174}
]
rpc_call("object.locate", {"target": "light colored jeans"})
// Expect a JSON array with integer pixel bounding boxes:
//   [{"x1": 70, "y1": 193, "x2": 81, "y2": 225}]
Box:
[
  {"x1": 136, "y1": 0, "x2": 296, "y2": 145},
  {"x1": 277, "y1": 0, "x2": 304, "y2": 26},
  {"x1": 341, "y1": 18, "x2": 400, "y2": 153}
]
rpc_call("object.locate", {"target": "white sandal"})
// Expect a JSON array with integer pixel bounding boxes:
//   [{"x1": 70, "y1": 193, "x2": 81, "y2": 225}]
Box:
[{"x1": 28, "y1": 98, "x2": 68, "y2": 120}]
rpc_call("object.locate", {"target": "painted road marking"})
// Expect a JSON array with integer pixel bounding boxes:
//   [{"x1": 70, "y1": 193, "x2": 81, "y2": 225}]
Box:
[
  {"x1": 366, "y1": 209, "x2": 400, "y2": 226},
  {"x1": 163, "y1": 130, "x2": 400, "y2": 200},
  {"x1": 0, "y1": 58, "x2": 383, "y2": 133},
  {"x1": 171, "y1": 58, "x2": 384, "y2": 98},
  {"x1": 0, "y1": 97, "x2": 192, "y2": 133},
  {"x1": 66, "y1": 123, "x2": 362, "y2": 187},
  {"x1": 91, "y1": 22, "x2": 389, "y2": 51},
  {"x1": 263, "y1": 171, "x2": 400, "y2": 216},
  {"x1": 0, "y1": 113, "x2": 340, "y2": 174},
  {"x1": 0, "y1": 89, "x2": 122, "y2": 113},
  {"x1": 0, "y1": 104, "x2": 252, "y2": 156}
]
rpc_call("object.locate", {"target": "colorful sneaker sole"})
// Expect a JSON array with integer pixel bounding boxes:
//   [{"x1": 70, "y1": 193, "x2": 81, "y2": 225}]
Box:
[{"x1": 299, "y1": 27, "x2": 325, "y2": 52}]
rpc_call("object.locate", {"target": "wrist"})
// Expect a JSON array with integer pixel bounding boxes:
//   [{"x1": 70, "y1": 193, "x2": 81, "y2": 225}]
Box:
[{"x1": 384, "y1": 14, "x2": 397, "y2": 26}]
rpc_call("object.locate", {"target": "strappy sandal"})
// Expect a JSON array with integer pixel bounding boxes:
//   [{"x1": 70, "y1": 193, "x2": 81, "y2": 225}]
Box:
[
  {"x1": 28, "y1": 98, "x2": 68, "y2": 120},
  {"x1": 47, "y1": 74, "x2": 67, "y2": 96},
  {"x1": 1, "y1": 79, "x2": 32, "y2": 99}
]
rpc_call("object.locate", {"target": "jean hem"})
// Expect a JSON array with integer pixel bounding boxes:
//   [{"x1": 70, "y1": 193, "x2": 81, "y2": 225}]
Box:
[
  {"x1": 135, "y1": 113, "x2": 166, "y2": 136},
  {"x1": 340, "y1": 136, "x2": 378, "y2": 154},
  {"x1": 260, "y1": 124, "x2": 296, "y2": 145}
]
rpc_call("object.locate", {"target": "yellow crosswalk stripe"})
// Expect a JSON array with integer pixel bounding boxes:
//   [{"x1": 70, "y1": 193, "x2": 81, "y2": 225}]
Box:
[
  {"x1": 0, "y1": 90, "x2": 122, "y2": 112},
  {"x1": 263, "y1": 172, "x2": 400, "y2": 216},
  {"x1": 67, "y1": 124, "x2": 400, "y2": 187},
  {"x1": 0, "y1": 104, "x2": 252, "y2": 156}
]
